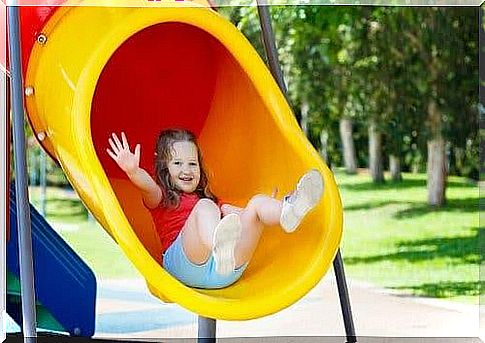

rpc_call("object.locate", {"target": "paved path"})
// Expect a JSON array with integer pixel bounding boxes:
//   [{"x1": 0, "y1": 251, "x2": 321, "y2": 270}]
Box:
[{"x1": 92, "y1": 274, "x2": 481, "y2": 341}]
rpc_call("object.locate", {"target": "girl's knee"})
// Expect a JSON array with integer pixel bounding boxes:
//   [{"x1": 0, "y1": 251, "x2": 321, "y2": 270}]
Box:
[
  {"x1": 195, "y1": 198, "x2": 221, "y2": 216},
  {"x1": 247, "y1": 194, "x2": 267, "y2": 209}
]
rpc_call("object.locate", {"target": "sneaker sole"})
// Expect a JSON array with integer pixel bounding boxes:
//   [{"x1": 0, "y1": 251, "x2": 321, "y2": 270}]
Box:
[
  {"x1": 212, "y1": 214, "x2": 242, "y2": 276},
  {"x1": 281, "y1": 169, "x2": 324, "y2": 233}
]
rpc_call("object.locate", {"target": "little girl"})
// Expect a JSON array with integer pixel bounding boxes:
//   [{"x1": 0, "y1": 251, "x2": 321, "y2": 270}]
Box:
[{"x1": 107, "y1": 129, "x2": 323, "y2": 289}]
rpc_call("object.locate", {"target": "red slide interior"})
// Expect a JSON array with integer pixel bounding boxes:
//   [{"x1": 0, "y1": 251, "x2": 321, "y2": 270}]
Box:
[{"x1": 91, "y1": 22, "x2": 218, "y2": 179}]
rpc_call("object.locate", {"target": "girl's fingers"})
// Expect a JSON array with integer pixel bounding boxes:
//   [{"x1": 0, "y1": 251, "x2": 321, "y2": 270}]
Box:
[
  {"x1": 134, "y1": 144, "x2": 141, "y2": 160},
  {"x1": 106, "y1": 148, "x2": 117, "y2": 161},
  {"x1": 121, "y1": 132, "x2": 129, "y2": 150},
  {"x1": 111, "y1": 133, "x2": 123, "y2": 151},
  {"x1": 108, "y1": 138, "x2": 120, "y2": 154}
]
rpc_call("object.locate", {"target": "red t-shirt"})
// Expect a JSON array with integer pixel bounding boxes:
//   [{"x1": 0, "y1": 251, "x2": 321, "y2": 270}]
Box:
[{"x1": 149, "y1": 193, "x2": 201, "y2": 254}]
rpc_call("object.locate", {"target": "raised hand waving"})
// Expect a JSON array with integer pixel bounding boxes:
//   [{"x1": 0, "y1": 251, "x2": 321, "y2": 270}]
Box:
[{"x1": 106, "y1": 132, "x2": 141, "y2": 175}]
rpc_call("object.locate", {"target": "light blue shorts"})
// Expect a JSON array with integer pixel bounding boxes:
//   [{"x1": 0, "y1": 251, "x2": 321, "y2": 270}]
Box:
[{"x1": 163, "y1": 233, "x2": 248, "y2": 289}]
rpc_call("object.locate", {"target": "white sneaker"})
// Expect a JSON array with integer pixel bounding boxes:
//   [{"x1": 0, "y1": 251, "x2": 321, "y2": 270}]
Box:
[
  {"x1": 212, "y1": 213, "x2": 242, "y2": 276},
  {"x1": 280, "y1": 169, "x2": 324, "y2": 233}
]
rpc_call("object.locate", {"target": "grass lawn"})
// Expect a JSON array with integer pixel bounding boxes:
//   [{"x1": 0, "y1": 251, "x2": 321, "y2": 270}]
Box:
[
  {"x1": 27, "y1": 169, "x2": 480, "y2": 303},
  {"x1": 28, "y1": 186, "x2": 140, "y2": 280},
  {"x1": 336, "y1": 168, "x2": 480, "y2": 304}
]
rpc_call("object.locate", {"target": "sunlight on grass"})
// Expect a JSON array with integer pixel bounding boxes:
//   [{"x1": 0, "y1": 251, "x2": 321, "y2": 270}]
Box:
[
  {"x1": 28, "y1": 186, "x2": 141, "y2": 280},
  {"x1": 56, "y1": 221, "x2": 142, "y2": 280},
  {"x1": 336, "y1": 169, "x2": 479, "y2": 304}
]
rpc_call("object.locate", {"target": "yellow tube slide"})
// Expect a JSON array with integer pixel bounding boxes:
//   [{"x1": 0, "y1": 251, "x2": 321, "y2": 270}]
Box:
[{"x1": 24, "y1": 2, "x2": 343, "y2": 320}]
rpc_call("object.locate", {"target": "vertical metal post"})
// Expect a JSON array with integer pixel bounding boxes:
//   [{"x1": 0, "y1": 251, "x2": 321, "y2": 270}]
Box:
[
  {"x1": 333, "y1": 250, "x2": 357, "y2": 343},
  {"x1": 7, "y1": 5, "x2": 38, "y2": 342},
  {"x1": 256, "y1": 1, "x2": 288, "y2": 95},
  {"x1": 256, "y1": 5, "x2": 357, "y2": 342},
  {"x1": 1, "y1": 69, "x2": 8, "y2": 343},
  {"x1": 198, "y1": 316, "x2": 216, "y2": 343}
]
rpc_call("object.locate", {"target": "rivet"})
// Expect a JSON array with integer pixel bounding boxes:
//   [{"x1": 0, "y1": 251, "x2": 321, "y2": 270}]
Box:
[
  {"x1": 25, "y1": 86, "x2": 34, "y2": 96},
  {"x1": 37, "y1": 132, "x2": 46, "y2": 141},
  {"x1": 37, "y1": 34, "x2": 47, "y2": 45}
]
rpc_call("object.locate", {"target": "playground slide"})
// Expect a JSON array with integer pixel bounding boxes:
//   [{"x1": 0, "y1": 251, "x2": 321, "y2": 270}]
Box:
[
  {"x1": 7, "y1": 188, "x2": 96, "y2": 337},
  {"x1": 17, "y1": 2, "x2": 343, "y2": 320}
]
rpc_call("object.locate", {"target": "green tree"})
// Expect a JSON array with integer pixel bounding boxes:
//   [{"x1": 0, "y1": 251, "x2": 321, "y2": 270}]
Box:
[{"x1": 398, "y1": 7, "x2": 478, "y2": 205}]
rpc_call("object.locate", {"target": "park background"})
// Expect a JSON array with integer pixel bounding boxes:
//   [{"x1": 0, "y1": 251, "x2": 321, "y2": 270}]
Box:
[{"x1": 17, "y1": 4, "x2": 481, "y2": 337}]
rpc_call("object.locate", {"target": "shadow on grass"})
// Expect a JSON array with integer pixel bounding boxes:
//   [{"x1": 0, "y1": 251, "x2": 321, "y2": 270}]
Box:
[
  {"x1": 345, "y1": 227, "x2": 481, "y2": 265},
  {"x1": 45, "y1": 197, "x2": 88, "y2": 220},
  {"x1": 394, "y1": 197, "x2": 478, "y2": 219},
  {"x1": 339, "y1": 178, "x2": 475, "y2": 192},
  {"x1": 344, "y1": 200, "x2": 403, "y2": 211},
  {"x1": 392, "y1": 281, "x2": 482, "y2": 298},
  {"x1": 344, "y1": 197, "x2": 477, "y2": 215}
]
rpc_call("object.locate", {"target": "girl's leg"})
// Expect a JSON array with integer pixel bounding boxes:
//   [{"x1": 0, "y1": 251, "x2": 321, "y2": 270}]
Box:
[
  {"x1": 212, "y1": 170, "x2": 323, "y2": 268},
  {"x1": 181, "y1": 199, "x2": 221, "y2": 264},
  {"x1": 234, "y1": 195, "x2": 282, "y2": 267},
  {"x1": 180, "y1": 171, "x2": 323, "y2": 271},
  {"x1": 220, "y1": 204, "x2": 243, "y2": 216}
]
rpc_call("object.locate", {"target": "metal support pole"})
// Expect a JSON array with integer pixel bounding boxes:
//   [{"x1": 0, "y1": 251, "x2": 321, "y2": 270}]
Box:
[
  {"x1": 333, "y1": 249, "x2": 357, "y2": 343},
  {"x1": 256, "y1": 1, "x2": 288, "y2": 95},
  {"x1": 256, "y1": 5, "x2": 357, "y2": 342},
  {"x1": 1, "y1": 68, "x2": 8, "y2": 343},
  {"x1": 7, "y1": 5, "x2": 38, "y2": 342},
  {"x1": 198, "y1": 316, "x2": 216, "y2": 343}
]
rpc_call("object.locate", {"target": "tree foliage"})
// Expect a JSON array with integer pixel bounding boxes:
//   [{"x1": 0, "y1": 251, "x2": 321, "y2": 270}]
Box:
[{"x1": 222, "y1": 6, "x2": 479, "y2": 180}]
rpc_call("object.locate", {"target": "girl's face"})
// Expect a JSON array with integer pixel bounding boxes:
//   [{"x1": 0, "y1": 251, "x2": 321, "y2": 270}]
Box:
[{"x1": 168, "y1": 141, "x2": 201, "y2": 193}]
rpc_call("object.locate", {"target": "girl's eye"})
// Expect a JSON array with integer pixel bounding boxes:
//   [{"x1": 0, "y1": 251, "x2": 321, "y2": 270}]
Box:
[
  {"x1": 174, "y1": 161, "x2": 181, "y2": 166},
  {"x1": 190, "y1": 162, "x2": 198, "y2": 167}
]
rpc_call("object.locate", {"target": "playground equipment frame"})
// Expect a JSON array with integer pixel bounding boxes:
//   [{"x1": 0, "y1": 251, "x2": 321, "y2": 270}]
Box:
[
  {"x1": 6, "y1": 3, "x2": 356, "y2": 342},
  {"x1": 1, "y1": 49, "x2": 6, "y2": 343},
  {"x1": 7, "y1": 5, "x2": 38, "y2": 342}
]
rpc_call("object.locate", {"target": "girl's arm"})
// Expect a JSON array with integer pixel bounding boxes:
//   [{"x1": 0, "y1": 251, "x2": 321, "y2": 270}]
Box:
[
  {"x1": 107, "y1": 132, "x2": 162, "y2": 209},
  {"x1": 125, "y1": 167, "x2": 162, "y2": 209}
]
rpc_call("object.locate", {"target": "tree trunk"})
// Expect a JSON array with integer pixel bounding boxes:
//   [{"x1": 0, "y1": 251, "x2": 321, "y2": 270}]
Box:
[
  {"x1": 300, "y1": 100, "x2": 309, "y2": 137},
  {"x1": 339, "y1": 118, "x2": 357, "y2": 174},
  {"x1": 319, "y1": 129, "x2": 329, "y2": 166},
  {"x1": 427, "y1": 99, "x2": 447, "y2": 206},
  {"x1": 389, "y1": 154, "x2": 402, "y2": 181},
  {"x1": 369, "y1": 120, "x2": 384, "y2": 183}
]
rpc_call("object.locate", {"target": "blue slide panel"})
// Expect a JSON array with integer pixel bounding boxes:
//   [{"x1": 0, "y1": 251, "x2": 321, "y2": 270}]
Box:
[{"x1": 7, "y1": 188, "x2": 97, "y2": 337}]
